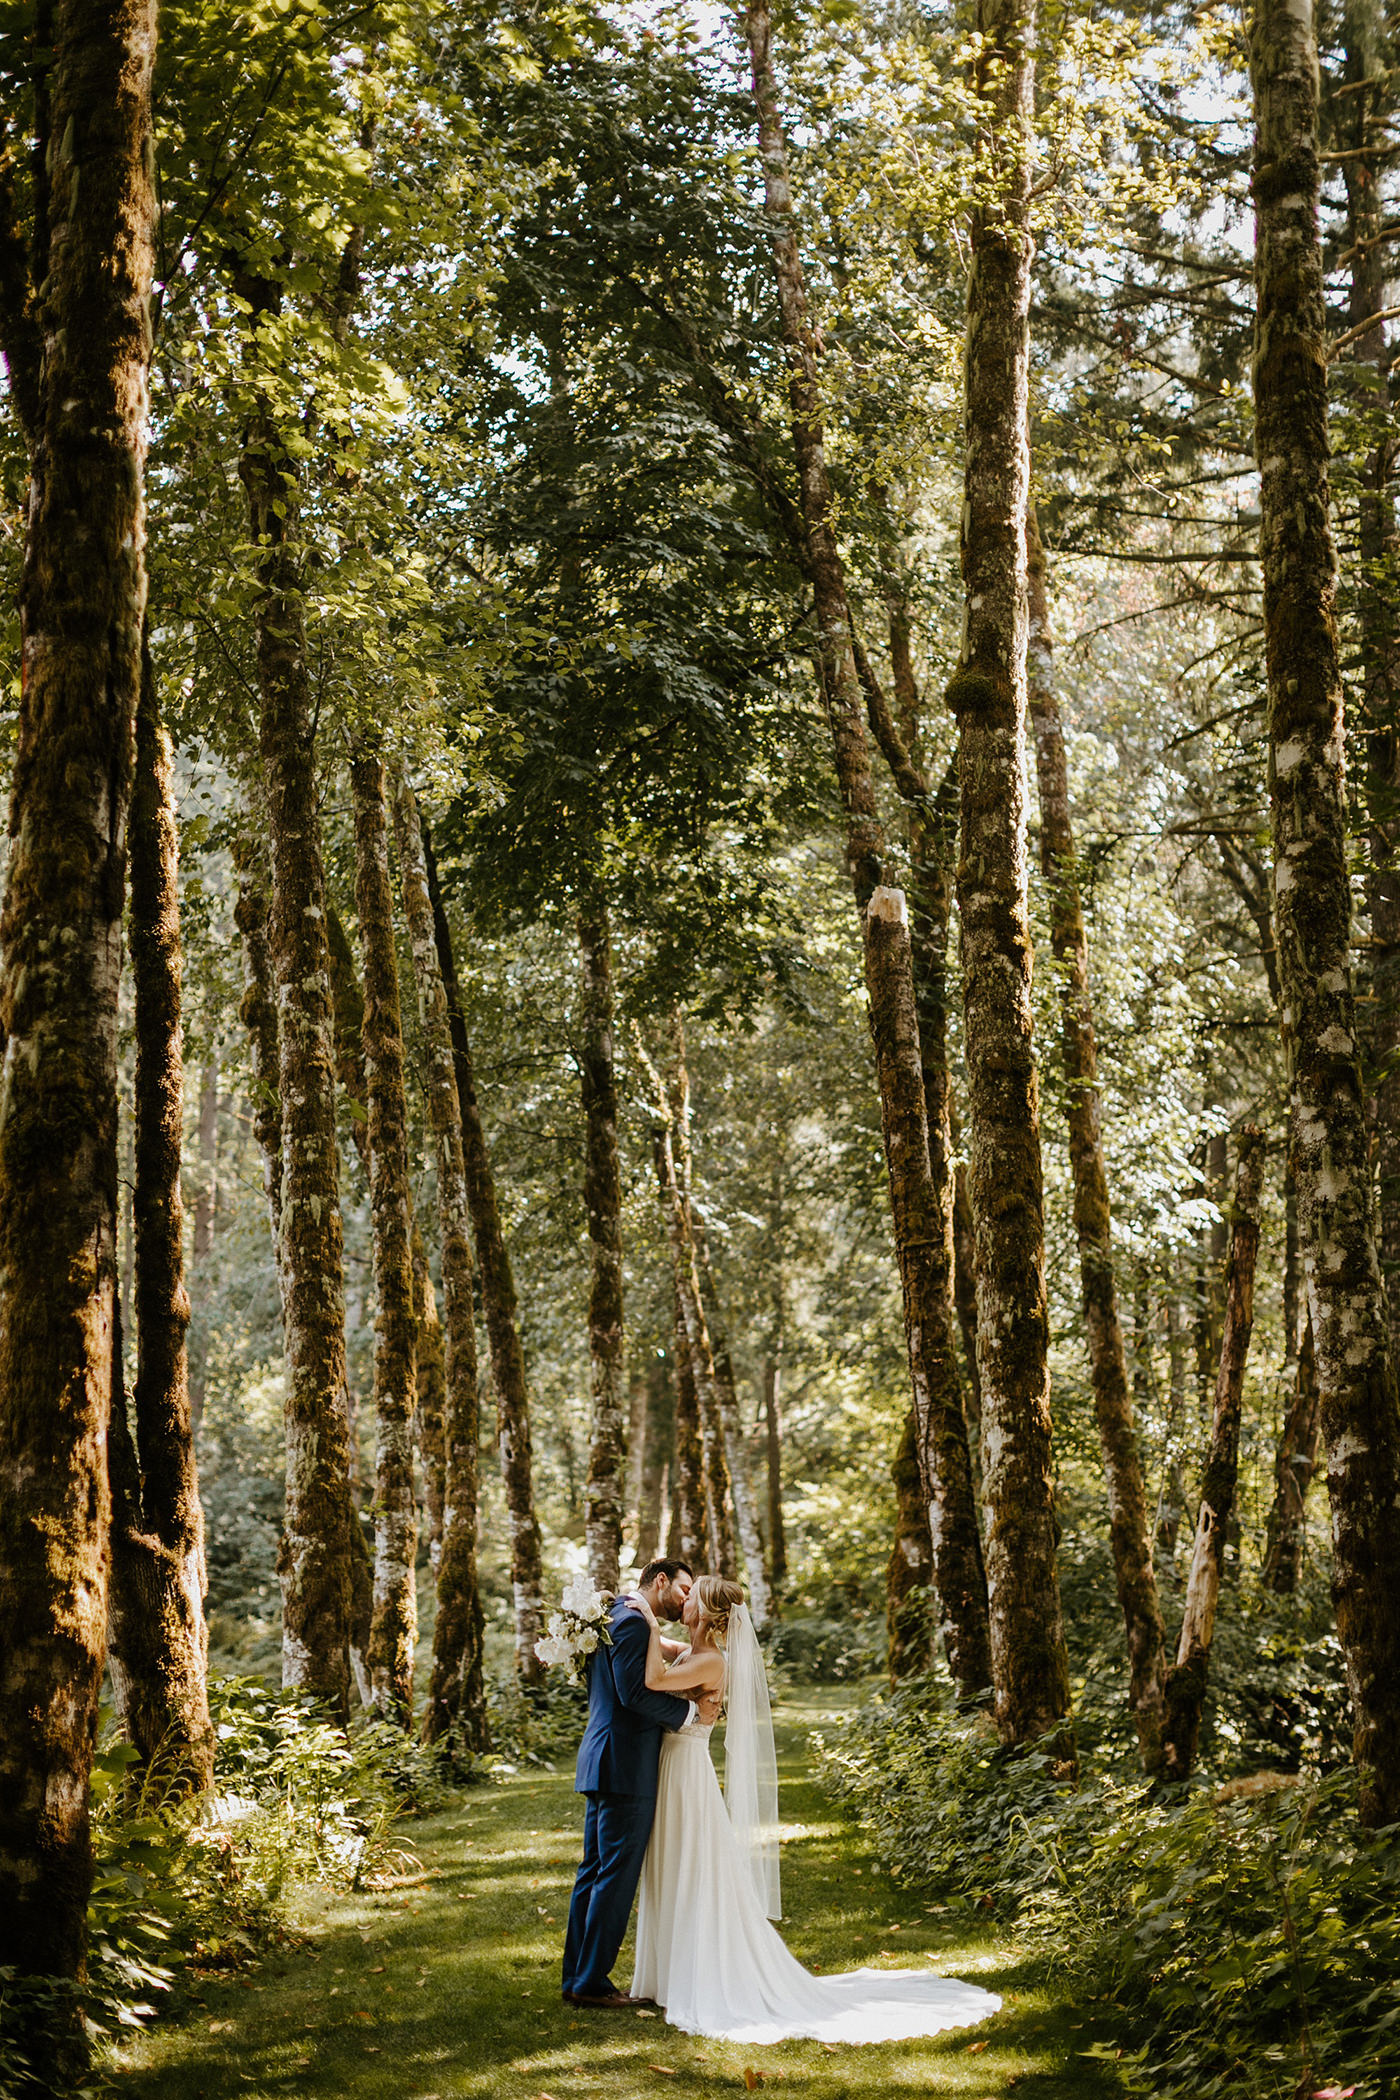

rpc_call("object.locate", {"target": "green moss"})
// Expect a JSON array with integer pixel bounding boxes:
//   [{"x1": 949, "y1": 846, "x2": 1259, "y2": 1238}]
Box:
[{"x1": 944, "y1": 669, "x2": 1014, "y2": 723}]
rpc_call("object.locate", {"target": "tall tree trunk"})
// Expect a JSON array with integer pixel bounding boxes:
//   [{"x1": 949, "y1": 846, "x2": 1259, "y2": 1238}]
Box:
[
  {"x1": 577, "y1": 900, "x2": 629, "y2": 1589},
  {"x1": 326, "y1": 900, "x2": 369, "y2": 1170},
  {"x1": 943, "y1": 0, "x2": 1072, "y2": 1752},
  {"x1": 1026, "y1": 506, "x2": 1167, "y2": 1770},
  {"x1": 412, "y1": 1220, "x2": 447, "y2": 1574},
  {"x1": 188, "y1": 1054, "x2": 219, "y2": 1424},
  {"x1": 887, "y1": 1407, "x2": 936, "y2": 1682},
  {"x1": 671, "y1": 1290, "x2": 706, "y2": 1568},
  {"x1": 393, "y1": 780, "x2": 488, "y2": 1752},
  {"x1": 108, "y1": 648, "x2": 213, "y2": 1791},
  {"x1": 1160, "y1": 1130, "x2": 1265, "y2": 1782},
  {"x1": 238, "y1": 308, "x2": 356, "y2": 1718},
  {"x1": 1252, "y1": 0, "x2": 1400, "y2": 1825},
  {"x1": 952, "y1": 1147, "x2": 984, "y2": 1498},
  {"x1": 666, "y1": 1016, "x2": 770, "y2": 1620},
  {"x1": 762, "y1": 1349, "x2": 787, "y2": 1594},
  {"x1": 764, "y1": 1163, "x2": 788, "y2": 1595},
  {"x1": 1158, "y1": 1280, "x2": 1188, "y2": 1556},
  {"x1": 319, "y1": 894, "x2": 386, "y2": 1674},
  {"x1": 423, "y1": 832, "x2": 544, "y2": 1682},
  {"x1": 0, "y1": 0, "x2": 157, "y2": 2061},
  {"x1": 350, "y1": 748, "x2": 418, "y2": 1725},
  {"x1": 1262, "y1": 1313, "x2": 1320, "y2": 1593},
  {"x1": 232, "y1": 820, "x2": 284, "y2": 1295},
  {"x1": 637, "y1": 1030, "x2": 738, "y2": 1574},
  {"x1": 1338, "y1": 2, "x2": 1400, "y2": 1351},
  {"x1": 635, "y1": 1347, "x2": 672, "y2": 1568},
  {"x1": 742, "y1": 0, "x2": 993, "y2": 1702}
]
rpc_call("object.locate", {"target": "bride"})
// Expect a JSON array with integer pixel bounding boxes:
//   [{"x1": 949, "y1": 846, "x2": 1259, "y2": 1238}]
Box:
[{"x1": 625, "y1": 1573, "x2": 1001, "y2": 2045}]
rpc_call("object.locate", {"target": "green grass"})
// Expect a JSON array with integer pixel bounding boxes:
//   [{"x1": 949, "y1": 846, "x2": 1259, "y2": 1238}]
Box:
[{"x1": 115, "y1": 1689, "x2": 1122, "y2": 2098}]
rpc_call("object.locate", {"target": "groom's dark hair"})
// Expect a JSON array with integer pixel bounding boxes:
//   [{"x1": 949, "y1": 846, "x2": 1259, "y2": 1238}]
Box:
[{"x1": 638, "y1": 1558, "x2": 693, "y2": 1589}]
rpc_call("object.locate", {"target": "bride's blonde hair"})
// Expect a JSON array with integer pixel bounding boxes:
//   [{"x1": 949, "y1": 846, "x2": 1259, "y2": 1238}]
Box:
[{"x1": 694, "y1": 1574, "x2": 745, "y2": 1647}]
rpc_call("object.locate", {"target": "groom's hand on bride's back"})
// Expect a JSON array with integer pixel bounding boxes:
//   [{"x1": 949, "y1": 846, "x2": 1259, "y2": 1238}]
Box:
[{"x1": 694, "y1": 1688, "x2": 722, "y2": 1725}]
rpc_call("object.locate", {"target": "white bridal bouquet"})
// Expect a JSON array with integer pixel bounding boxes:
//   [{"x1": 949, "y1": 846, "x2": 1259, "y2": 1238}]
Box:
[{"x1": 533, "y1": 1572, "x2": 614, "y2": 1681}]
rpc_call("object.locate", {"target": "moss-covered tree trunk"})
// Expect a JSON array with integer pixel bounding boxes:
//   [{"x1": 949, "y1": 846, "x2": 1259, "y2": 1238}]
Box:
[
  {"x1": 887, "y1": 1408, "x2": 936, "y2": 1681},
  {"x1": 943, "y1": 0, "x2": 1073, "y2": 1753},
  {"x1": 1252, "y1": 0, "x2": 1400, "y2": 1826},
  {"x1": 238, "y1": 297, "x2": 358, "y2": 1714},
  {"x1": 578, "y1": 899, "x2": 628, "y2": 1589},
  {"x1": 671, "y1": 1292, "x2": 706, "y2": 1568},
  {"x1": 666, "y1": 1016, "x2": 770, "y2": 1618},
  {"x1": 0, "y1": 0, "x2": 157, "y2": 2060},
  {"x1": 743, "y1": 0, "x2": 992, "y2": 1701},
  {"x1": 1261, "y1": 1312, "x2": 1320, "y2": 1592},
  {"x1": 393, "y1": 779, "x2": 488, "y2": 1752},
  {"x1": 1337, "y1": 4, "x2": 1400, "y2": 1347},
  {"x1": 412, "y1": 1220, "x2": 447, "y2": 1574},
  {"x1": 423, "y1": 832, "x2": 544, "y2": 1683},
  {"x1": 635, "y1": 1349, "x2": 672, "y2": 1568},
  {"x1": 858, "y1": 642, "x2": 993, "y2": 1683},
  {"x1": 233, "y1": 820, "x2": 285, "y2": 1297},
  {"x1": 638, "y1": 1032, "x2": 738, "y2": 1574},
  {"x1": 1160, "y1": 1130, "x2": 1265, "y2": 1781},
  {"x1": 350, "y1": 748, "x2": 418, "y2": 1724},
  {"x1": 1026, "y1": 507, "x2": 1167, "y2": 1770},
  {"x1": 188, "y1": 1055, "x2": 219, "y2": 1424},
  {"x1": 108, "y1": 647, "x2": 213, "y2": 1792}
]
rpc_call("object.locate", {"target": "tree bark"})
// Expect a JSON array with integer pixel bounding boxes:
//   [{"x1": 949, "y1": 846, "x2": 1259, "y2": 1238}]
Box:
[
  {"x1": 635, "y1": 1027, "x2": 738, "y2": 1575},
  {"x1": 238, "y1": 299, "x2": 358, "y2": 1717},
  {"x1": 1261, "y1": 1312, "x2": 1320, "y2": 1593},
  {"x1": 665, "y1": 1016, "x2": 771, "y2": 1619},
  {"x1": 188, "y1": 1054, "x2": 219, "y2": 1424},
  {"x1": 1160, "y1": 1130, "x2": 1265, "y2": 1782},
  {"x1": 1026, "y1": 506, "x2": 1167, "y2": 1770},
  {"x1": 762, "y1": 1349, "x2": 787, "y2": 1594},
  {"x1": 423, "y1": 831, "x2": 544, "y2": 1682},
  {"x1": 0, "y1": 0, "x2": 157, "y2": 2058},
  {"x1": 742, "y1": 0, "x2": 993, "y2": 1703},
  {"x1": 635, "y1": 1347, "x2": 672, "y2": 1568},
  {"x1": 232, "y1": 819, "x2": 284, "y2": 1294},
  {"x1": 888, "y1": 1407, "x2": 936, "y2": 1682},
  {"x1": 578, "y1": 899, "x2": 629, "y2": 1589},
  {"x1": 350, "y1": 748, "x2": 418, "y2": 1725},
  {"x1": 671, "y1": 1289, "x2": 706, "y2": 1568},
  {"x1": 108, "y1": 646, "x2": 213, "y2": 1792},
  {"x1": 412, "y1": 1219, "x2": 447, "y2": 1574},
  {"x1": 942, "y1": 0, "x2": 1072, "y2": 1753},
  {"x1": 326, "y1": 899, "x2": 369, "y2": 1170},
  {"x1": 1337, "y1": 2, "x2": 1400, "y2": 1353},
  {"x1": 393, "y1": 779, "x2": 488, "y2": 1752},
  {"x1": 1252, "y1": 0, "x2": 1400, "y2": 1824}
]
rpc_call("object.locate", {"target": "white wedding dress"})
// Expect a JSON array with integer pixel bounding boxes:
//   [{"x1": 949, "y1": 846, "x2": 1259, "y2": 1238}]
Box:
[{"x1": 630, "y1": 1692, "x2": 1001, "y2": 2045}]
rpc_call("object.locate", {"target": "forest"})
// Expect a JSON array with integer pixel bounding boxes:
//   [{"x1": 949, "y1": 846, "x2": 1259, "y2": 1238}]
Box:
[{"x1": 0, "y1": 0, "x2": 1398, "y2": 2090}]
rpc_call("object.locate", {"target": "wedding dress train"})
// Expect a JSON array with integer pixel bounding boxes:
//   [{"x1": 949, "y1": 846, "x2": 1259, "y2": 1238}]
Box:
[{"x1": 630, "y1": 1718, "x2": 1002, "y2": 2046}]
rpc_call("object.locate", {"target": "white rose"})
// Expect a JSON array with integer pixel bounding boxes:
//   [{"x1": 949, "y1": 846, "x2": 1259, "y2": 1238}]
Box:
[{"x1": 577, "y1": 1627, "x2": 598, "y2": 1655}]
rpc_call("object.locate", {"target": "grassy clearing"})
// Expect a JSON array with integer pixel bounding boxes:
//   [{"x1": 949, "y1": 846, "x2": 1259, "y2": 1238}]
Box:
[{"x1": 115, "y1": 1689, "x2": 1122, "y2": 2099}]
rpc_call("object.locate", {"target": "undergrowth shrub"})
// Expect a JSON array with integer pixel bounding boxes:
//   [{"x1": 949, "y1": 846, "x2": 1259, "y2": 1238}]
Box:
[
  {"x1": 0, "y1": 1673, "x2": 477, "y2": 2091},
  {"x1": 816, "y1": 1674, "x2": 1400, "y2": 2100}
]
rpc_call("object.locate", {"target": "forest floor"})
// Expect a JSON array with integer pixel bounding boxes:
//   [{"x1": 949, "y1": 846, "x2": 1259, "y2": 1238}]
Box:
[{"x1": 116, "y1": 1688, "x2": 1122, "y2": 2100}]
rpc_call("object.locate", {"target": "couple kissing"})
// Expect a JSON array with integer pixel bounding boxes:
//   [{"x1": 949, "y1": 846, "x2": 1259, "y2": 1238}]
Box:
[{"x1": 562, "y1": 1557, "x2": 1002, "y2": 2047}]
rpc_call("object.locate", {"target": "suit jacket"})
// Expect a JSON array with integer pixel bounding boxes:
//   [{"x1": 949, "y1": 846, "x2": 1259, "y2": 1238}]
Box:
[{"x1": 574, "y1": 1598, "x2": 691, "y2": 1798}]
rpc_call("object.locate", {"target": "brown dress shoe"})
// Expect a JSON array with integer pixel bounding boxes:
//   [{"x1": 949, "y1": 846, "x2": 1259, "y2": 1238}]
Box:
[{"x1": 571, "y1": 1989, "x2": 642, "y2": 2009}]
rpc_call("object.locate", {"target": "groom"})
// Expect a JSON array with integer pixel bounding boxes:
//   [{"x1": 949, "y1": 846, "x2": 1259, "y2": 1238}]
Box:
[{"x1": 563, "y1": 1557, "x2": 719, "y2": 2009}]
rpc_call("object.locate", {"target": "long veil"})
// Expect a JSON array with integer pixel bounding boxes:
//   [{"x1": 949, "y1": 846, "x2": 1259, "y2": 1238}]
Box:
[{"x1": 721, "y1": 1603, "x2": 781, "y2": 1919}]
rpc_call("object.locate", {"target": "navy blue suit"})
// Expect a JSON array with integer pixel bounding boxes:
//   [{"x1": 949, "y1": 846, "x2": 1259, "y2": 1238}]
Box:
[{"x1": 563, "y1": 1599, "x2": 690, "y2": 1999}]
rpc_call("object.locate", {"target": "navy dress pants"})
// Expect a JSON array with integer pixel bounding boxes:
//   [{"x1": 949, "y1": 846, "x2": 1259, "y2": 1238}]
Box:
[{"x1": 563, "y1": 1790, "x2": 654, "y2": 1999}]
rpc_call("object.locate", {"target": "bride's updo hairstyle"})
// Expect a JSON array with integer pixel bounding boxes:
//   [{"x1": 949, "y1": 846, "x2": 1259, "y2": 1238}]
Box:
[{"x1": 694, "y1": 1574, "x2": 745, "y2": 1647}]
